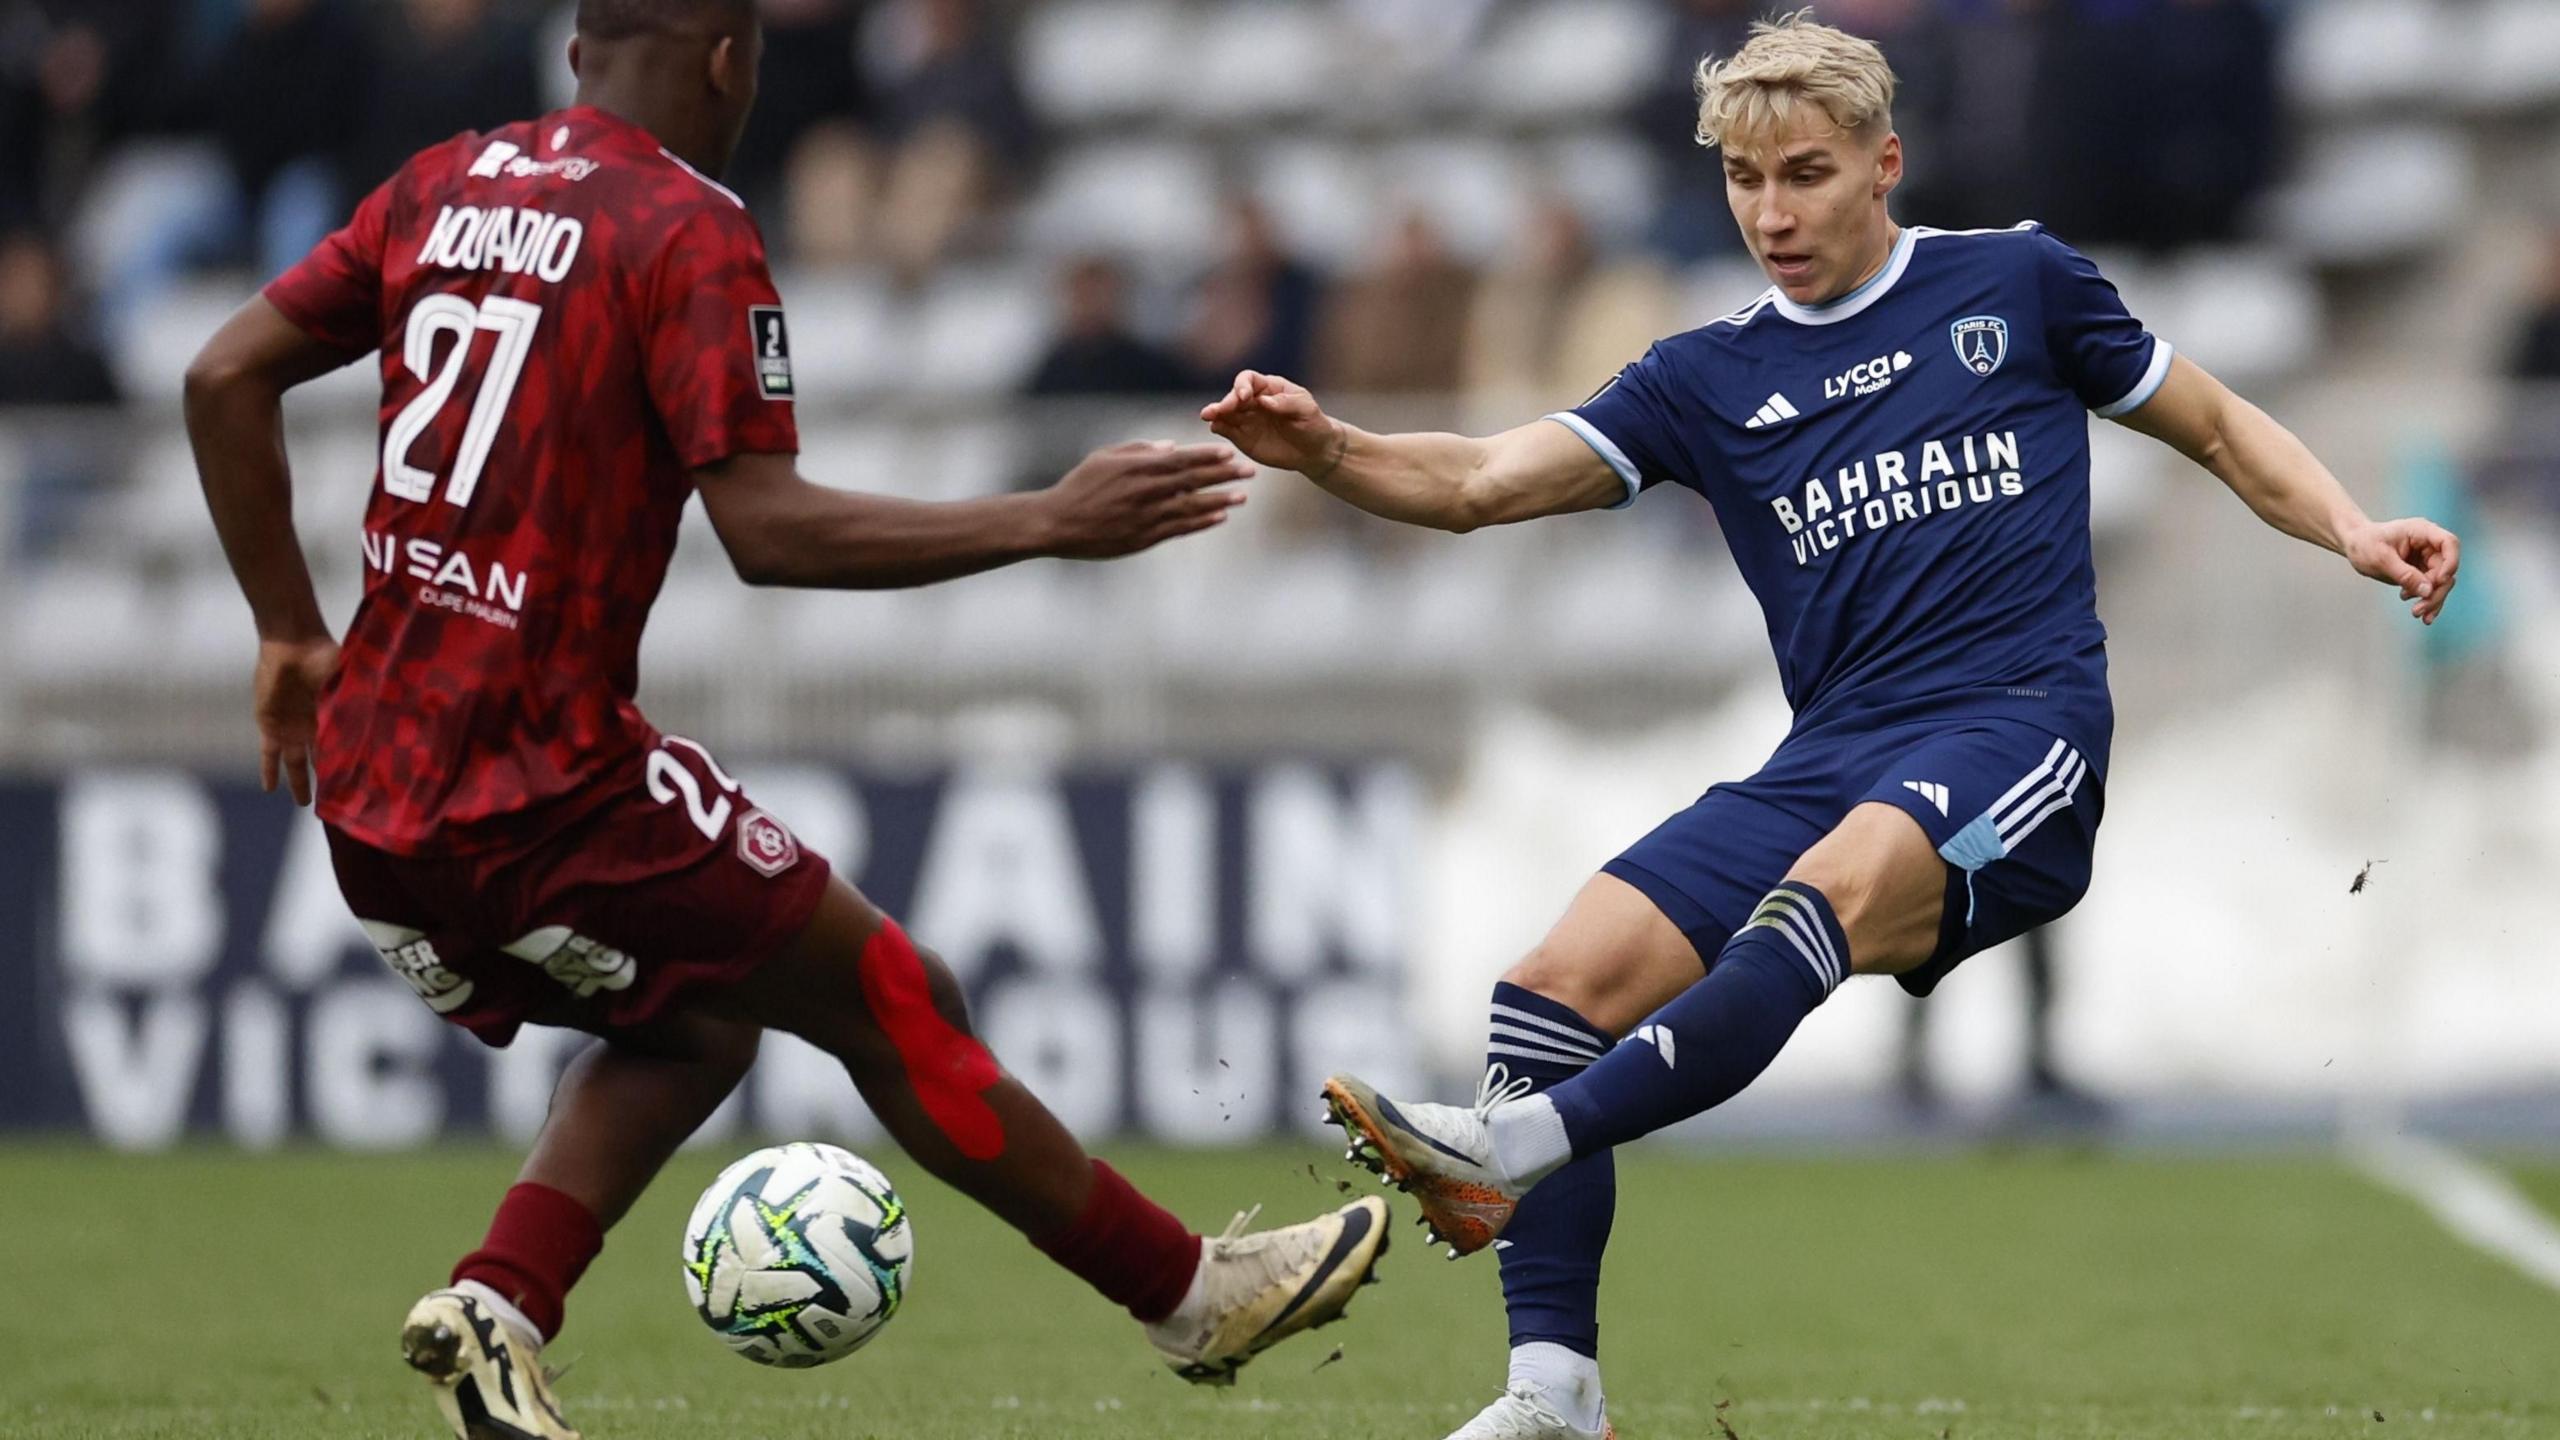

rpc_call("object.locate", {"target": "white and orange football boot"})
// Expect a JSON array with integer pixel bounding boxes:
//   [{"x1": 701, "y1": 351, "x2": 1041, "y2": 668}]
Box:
[{"x1": 1323, "y1": 1072, "x2": 1526, "y2": 1257}]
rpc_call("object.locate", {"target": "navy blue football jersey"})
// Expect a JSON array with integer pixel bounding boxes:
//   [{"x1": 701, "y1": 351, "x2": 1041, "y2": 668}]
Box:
[{"x1": 1555, "y1": 222, "x2": 2170, "y2": 771}]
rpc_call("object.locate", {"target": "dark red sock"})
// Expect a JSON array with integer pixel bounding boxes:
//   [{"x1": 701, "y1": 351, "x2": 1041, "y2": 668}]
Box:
[
  {"x1": 451, "y1": 1182, "x2": 604, "y2": 1341},
  {"x1": 1031, "y1": 1160, "x2": 1202, "y2": 1323}
]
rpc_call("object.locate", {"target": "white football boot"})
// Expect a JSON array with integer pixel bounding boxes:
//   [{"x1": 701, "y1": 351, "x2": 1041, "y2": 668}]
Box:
[
  {"x1": 1323, "y1": 1072, "x2": 1528, "y2": 1257},
  {"x1": 400, "y1": 1284, "x2": 580, "y2": 1440},
  {"x1": 1144, "y1": 1195, "x2": 1391, "y2": 1385},
  {"x1": 1446, "y1": 1383, "x2": 1616, "y2": 1440}
]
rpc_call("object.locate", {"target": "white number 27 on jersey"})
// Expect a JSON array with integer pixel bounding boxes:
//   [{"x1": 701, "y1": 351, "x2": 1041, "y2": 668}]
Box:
[{"x1": 381, "y1": 294, "x2": 542, "y2": 507}]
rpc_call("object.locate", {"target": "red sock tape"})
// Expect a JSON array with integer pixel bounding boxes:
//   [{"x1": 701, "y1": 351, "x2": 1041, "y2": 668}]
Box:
[{"x1": 858, "y1": 917, "x2": 1007, "y2": 1161}]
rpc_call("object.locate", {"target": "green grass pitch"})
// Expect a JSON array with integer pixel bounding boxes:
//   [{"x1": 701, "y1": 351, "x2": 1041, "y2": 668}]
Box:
[{"x1": 2, "y1": 1142, "x2": 2554, "y2": 1439}]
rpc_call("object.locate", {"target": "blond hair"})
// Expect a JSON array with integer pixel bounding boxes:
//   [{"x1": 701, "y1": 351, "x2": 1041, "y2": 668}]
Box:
[{"x1": 1693, "y1": 9, "x2": 1897, "y2": 151}]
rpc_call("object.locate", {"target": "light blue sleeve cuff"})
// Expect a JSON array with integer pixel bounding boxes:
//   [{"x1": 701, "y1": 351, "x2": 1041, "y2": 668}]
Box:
[
  {"x1": 2093, "y1": 338, "x2": 2175, "y2": 419},
  {"x1": 1543, "y1": 412, "x2": 1643, "y2": 510}
]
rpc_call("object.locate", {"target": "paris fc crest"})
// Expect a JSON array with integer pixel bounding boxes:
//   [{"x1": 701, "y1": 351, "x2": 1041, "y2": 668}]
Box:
[{"x1": 1951, "y1": 315, "x2": 2009, "y2": 377}]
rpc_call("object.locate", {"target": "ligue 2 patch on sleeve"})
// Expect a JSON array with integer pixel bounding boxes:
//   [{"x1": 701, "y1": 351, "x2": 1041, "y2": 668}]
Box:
[{"x1": 748, "y1": 305, "x2": 794, "y2": 400}]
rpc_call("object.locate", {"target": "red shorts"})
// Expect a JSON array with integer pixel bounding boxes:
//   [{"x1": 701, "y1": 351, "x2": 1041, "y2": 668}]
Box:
[{"x1": 328, "y1": 736, "x2": 832, "y2": 1047}]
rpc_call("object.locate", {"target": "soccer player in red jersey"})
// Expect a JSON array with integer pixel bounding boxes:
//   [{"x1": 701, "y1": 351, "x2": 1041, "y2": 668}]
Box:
[{"x1": 182, "y1": 2, "x2": 1388, "y2": 1435}]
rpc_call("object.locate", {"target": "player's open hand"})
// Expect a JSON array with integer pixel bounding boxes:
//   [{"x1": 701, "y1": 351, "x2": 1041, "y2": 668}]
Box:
[
  {"x1": 1039, "y1": 440, "x2": 1253, "y2": 559},
  {"x1": 253, "y1": 636, "x2": 340, "y2": 806},
  {"x1": 2342, "y1": 517, "x2": 2461, "y2": 625},
  {"x1": 1200, "y1": 371, "x2": 1345, "y2": 476}
]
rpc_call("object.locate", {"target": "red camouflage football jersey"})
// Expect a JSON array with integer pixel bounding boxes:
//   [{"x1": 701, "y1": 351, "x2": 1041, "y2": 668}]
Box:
[{"x1": 264, "y1": 105, "x2": 798, "y2": 856}]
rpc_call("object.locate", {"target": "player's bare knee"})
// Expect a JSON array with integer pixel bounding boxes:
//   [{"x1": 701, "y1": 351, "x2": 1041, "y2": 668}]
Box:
[
  {"x1": 1501, "y1": 945, "x2": 1606, "y2": 1018},
  {"x1": 1502, "y1": 943, "x2": 1667, "y2": 1036}
]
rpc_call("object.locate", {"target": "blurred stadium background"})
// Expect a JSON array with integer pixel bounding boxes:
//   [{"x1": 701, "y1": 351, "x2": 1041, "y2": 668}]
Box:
[{"x1": 2, "y1": 0, "x2": 2557, "y2": 1161}]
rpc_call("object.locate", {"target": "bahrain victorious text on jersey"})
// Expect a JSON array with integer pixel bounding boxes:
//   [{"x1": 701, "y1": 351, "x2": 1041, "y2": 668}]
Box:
[
  {"x1": 264, "y1": 106, "x2": 799, "y2": 856},
  {"x1": 1556, "y1": 222, "x2": 2171, "y2": 774}
]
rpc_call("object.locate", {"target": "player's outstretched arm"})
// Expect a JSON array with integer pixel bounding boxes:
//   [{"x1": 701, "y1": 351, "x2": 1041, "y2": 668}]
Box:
[
  {"x1": 185, "y1": 296, "x2": 359, "y2": 805},
  {"x1": 696, "y1": 442, "x2": 1253, "y2": 590},
  {"x1": 2116, "y1": 353, "x2": 2460, "y2": 625},
  {"x1": 1200, "y1": 370, "x2": 1624, "y2": 532}
]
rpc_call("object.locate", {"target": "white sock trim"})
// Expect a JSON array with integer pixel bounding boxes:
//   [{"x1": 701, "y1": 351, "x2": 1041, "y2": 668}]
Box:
[
  {"x1": 1509, "y1": 1341, "x2": 1606, "y2": 1432},
  {"x1": 1487, "y1": 1094, "x2": 1573, "y2": 1187},
  {"x1": 452, "y1": 1279, "x2": 540, "y2": 1347},
  {"x1": 1150, "y1": 1247, "x2": 1217, "y2": 1337}
]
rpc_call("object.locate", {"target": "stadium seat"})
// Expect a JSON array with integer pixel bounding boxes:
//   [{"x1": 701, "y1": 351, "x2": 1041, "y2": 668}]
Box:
[
  {"x1": 907, "y1": 263, "x2": 1054, "y2": 397},
  {"x1": 1535, "y1": 132, "x2": 1664, "y2": 253},
  {"x1": 2282, "y1": 0, "x2": 2451, "y2": 114},
  {"x1": 1677, "y1": 260, "x2": 1775, "y2": 329},
  {"x1": 1471, "y1": 0, "x2": 1667, "y2": 120},
  {"x1": 1375, "y1": 544, "x2": 1507, "y2": 671},
  {"x1": 2463, "y1": 0, "x2": 2560, "y2": 112},
  {"x1": 933, "y1": 566, "x2": 1104, "y2": 679},
  {"x1": 2153, "y1": 251, "x2": 2321, "y2": 384},
  {"x1": 1373, "y1": 137, "x2": 1530, "y2": 263},
  {"x1": 10, "y1": 564, "x2": 149, "y2": 684},
  {"x1": 1167, "y1": 4, "x2": 1338, "y2": 125},
  {"x1": 115, "y1": 281, "x2": 242, "y2": 404},
  {"x1": 1019, "y1": 140, "x2": 1221, "y2": 264},
  {"x1": 102, "y1": 436, "x2": 212, "y2": 560},
  {"x1": 776, "y1": 585, "x2": 936, "y2": 675},
  {"x1": 777, "y1": 272, "x2": 905, "y2": 401},
  {"x1": 913, "y1": 416, "x2": 1031, "y2": 500},
  {"x1": 166, "y1": 569, "x2": 259, "y2": 683},
  {"x1": 1018, "y1": 1, "x2": 1186, "y2": 125},
  {"x1": 1252, "y1": 139, "x2": 1385, "y2": 270},
  {"x1": 798, "y1": 421, "x2": 935, "y2": 501},
  {"x1": 636, "y1": 571, "x2": 762, "y2": 680},
  {"x1": 2268, "y1": 126, "x2": 2472, "y2": 263}
]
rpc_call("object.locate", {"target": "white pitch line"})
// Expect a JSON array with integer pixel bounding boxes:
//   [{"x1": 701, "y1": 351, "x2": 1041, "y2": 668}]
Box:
[{"x1": 2345, "y1": 1129, "x2": 2560, "y2": 1294}]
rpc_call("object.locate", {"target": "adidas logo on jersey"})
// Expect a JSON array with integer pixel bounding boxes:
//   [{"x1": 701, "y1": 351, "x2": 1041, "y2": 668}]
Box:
[
  {"x1": 1744, "y1": 392, "x2": 1800, "y2": 430},
  {"x1": 1902, "y1": 780, "x2": 1950, "y2": 815}
]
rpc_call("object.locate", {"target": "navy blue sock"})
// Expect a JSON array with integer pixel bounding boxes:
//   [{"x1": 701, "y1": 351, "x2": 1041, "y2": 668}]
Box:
[
  {"x1": 1484, "y1": 982, "x2": 1615, "y2": 1359},
  {"x1": 1544, "y1": 883, "x2": 1845, "y2": 1156}
]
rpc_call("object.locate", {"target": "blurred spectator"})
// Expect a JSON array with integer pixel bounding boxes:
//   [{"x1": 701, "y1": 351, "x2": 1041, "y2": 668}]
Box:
[
  {"x1": 2508, "y1": 232, "x2": 2560, "y2": 383},
  {"x1": 2038, "y1": 0, "x2": 2277, "y2": 251},
  {"x1": 0, "y1": 229, "x2": 120, "y2": 558},
  {"x1": 867, "y1": 0, "x2": 1033, "y2": 280},
  {"x1": 1886, "y1": 0, "x2": 2050, "y2": 233},
  {"x1": 1634, "y1": 0, "x2": 1756, "y2": 263},
  {"x1": 1898, "y1": 927, "x2": 2109, "y2": 1128},
  {"x1": 1316, "y1": 212, "x2": 1476, "y2": 396},
  {"x1": 343, "y1": 0, "x2": 542, "y2": 200},
  {"x1": 101, "y1": 0, "x2": 374, "y2": 335},
  {"x1": 0, "y1": 230, "x2": 116, "y2": 408},
  {"x1": 1465, "y1": 195, "x2": 1677, "y2": 411},
  {"x1": 1023, "y1": 255, "x2": 1195, "y2": 399},
  {"x1": 732, "y1": 0, "x2": 875, "y2": 263},
  {"x1": 0, "y1": 2, "x2": 182, "y2": 232},
  {"x1": 1183, "y1": 196, "x2": 1325, "y2": 387}
]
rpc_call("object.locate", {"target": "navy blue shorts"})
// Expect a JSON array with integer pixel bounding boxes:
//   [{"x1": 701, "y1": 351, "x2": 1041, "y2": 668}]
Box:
[{"x1": 1601, "y1": 718, "x2": 2104, "y2": 996}]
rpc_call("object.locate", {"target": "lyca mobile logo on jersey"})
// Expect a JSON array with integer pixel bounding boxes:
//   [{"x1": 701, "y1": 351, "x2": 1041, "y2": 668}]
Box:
[{"x1": 1824, "y1": 349, "x2": 1914, "y2": 400}]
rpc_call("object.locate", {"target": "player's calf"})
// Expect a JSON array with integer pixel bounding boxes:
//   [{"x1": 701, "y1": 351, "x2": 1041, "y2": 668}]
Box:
[{"x1": 727, "y1": 878, "x2": 1391, "y2": 1379}]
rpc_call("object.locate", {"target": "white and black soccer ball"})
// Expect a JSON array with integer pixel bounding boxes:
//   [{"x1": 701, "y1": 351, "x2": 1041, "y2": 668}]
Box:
[{"x1": 680, "y1": 1142, "x2": 914, "y2": 1367}]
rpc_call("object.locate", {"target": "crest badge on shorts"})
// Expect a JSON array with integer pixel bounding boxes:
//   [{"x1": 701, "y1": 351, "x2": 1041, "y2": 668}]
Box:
[
  {"x1": 1950, "y1": 315, "x2": 2009, "y2": 377},
  {"x1": 736, "y1": 808, "x2": 801, "y2": 878}
]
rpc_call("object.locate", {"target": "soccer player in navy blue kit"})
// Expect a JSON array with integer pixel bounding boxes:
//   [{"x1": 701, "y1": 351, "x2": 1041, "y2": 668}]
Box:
[{"x1": 1203, "y1": 15, "x2": 2460, "y2": 1440}]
